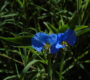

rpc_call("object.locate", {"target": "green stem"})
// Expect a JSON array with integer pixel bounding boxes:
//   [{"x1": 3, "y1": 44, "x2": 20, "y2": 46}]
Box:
[
  {"x1": 76, "y1": 0, "x2": 82, "y2": 25},
  {"x1": 59, "y1": 52, "x2": 65, "y2": 80},
  {"x1": 48, "y1": 54, "x2": 52, "y2": 80}
]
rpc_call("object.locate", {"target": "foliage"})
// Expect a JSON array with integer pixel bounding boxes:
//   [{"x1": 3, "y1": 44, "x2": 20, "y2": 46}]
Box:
[{"x1": 0, "y1": 0, "x2": 90, "y2": 80}]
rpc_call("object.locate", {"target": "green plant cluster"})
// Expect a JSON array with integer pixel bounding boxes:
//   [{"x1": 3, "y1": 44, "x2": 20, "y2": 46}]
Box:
[{"x1": 0, "y1": 0, "x2": 90, "y2": 80}]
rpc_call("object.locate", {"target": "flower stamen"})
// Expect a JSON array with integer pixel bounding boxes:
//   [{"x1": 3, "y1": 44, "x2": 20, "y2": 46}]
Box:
[
  {"x1": 44, "y1": 43, "x2": 51, "y2": 50},
  {"x1": 62, "y1": 41, "x2": 68, "y2": 46}
]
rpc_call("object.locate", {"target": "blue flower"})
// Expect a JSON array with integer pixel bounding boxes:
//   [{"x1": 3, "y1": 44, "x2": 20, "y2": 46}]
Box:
[
  {"x1": 32, "y1": 29, "x2": 76, "y2": 54},
  {"x1": 63, "y1": 29, "x2": 77, "y2": 46}
]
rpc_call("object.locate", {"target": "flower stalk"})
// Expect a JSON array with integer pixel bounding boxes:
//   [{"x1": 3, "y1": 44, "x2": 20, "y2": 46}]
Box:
[
  {"x1": 59, "y1": 51, "x2": 65, "y2": 80},
  {"x1": 48, "y1": 53, "x2": 52, "y2": 80}
]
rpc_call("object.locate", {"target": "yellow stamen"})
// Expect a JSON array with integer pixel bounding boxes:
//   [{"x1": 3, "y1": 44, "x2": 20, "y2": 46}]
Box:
[
  {"x1": 62, "y1": 41, "x2": 68, "y2": 46},
  {"x1": 44, "y1": 43, "x2": 51, "y2": 50}
]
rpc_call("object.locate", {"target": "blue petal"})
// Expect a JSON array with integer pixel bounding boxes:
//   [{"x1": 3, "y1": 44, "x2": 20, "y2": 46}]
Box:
[
  {"x1": 33, "y1": 32, "x2": 49, "y2": 45},
  {"x1": 32, "y1": 38, "x2": 44, "y2": 52},
  {"x1": 32, "y1": 32, "x2": 49, "y2": 52},
  {"x1": 50, "y1": 33, "x2": 65, "y2": 54},
  {"x1": 50, "y1": 43, "x2": 65, "y2": 54},
  {"x1": 57, "y1": 33, "x2": 64, "y2": 43},
  {"x1": 50, "y1": 44, "x2": 60, "y2": 54},
  {"x1": 47, "y1": 34, "x2": 57, "y2": 45},
  {"x1": 56, "y1": 43, "x2": 65, "y2": 49},
  {"x1": 63, "y1": 29, "x2": 77, "y2": 46}
]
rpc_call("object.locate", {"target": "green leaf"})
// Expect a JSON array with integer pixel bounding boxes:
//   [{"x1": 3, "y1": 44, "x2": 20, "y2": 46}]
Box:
[
  {"x1": 22, "y1": 60, "x2": 40, "y2": 73},
  {"x1": 59, "y1": 24, "x2": 69, "y2": 32},
  {"x1": 16, "y1": 0, "x2": 24, "y2": 8},
  {"x1": 0, "y1": 13, "x2": 18, "y2": 18},
  {"x1": 0, "y1": 1, "x2": 9, "y2": 11},
  {"x1": 15, "y1": 46, "x2": 32, "y2": 49},
  {"x1": 3, "y1": 75, "x2": 17, "y2": 80},
  {"x1": 43, "y1": 22, "x2": 53, "y2": 33},
  {"x1": 76, "y1": 28, "x2": 90, "y2": 36},
  {"x1": 79, "y1": 64, "x2": 85, "y2": 70},
  {"x1": 0, "y1": 36, "x2": 32, "y2": 45},
  {"x1": 83, "y1": 60, "x2": 90, "y2": 63},
  {"x1": 75, "y1": 26, "x2": 88, "y2": 31},
  {"x1": 0, "y1": 54, "x2": 23, "y2": 65},
  {"x1": 77, "y1": 51, "x2": 88, "y2": 60}
]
